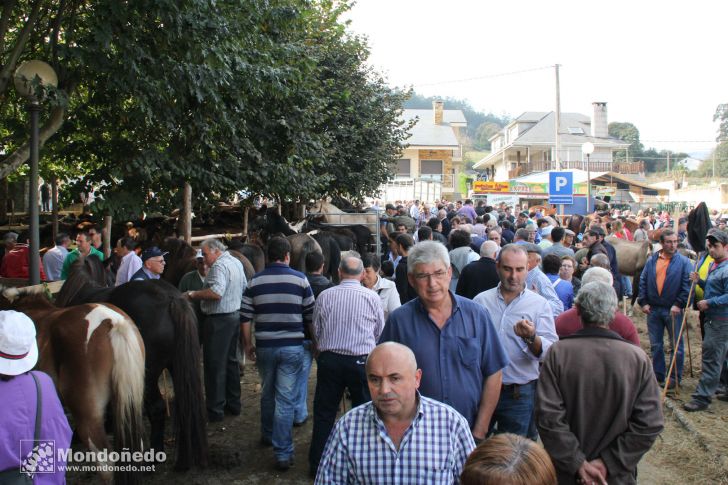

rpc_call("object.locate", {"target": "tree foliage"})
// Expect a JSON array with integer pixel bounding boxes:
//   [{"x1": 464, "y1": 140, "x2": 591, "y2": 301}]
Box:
[
  {"x1": 0, "y1": 0, "x2": 411, "y2": 216},
  {"x1": 696, "y1": 103, "x2": 728, "y2": 177}
]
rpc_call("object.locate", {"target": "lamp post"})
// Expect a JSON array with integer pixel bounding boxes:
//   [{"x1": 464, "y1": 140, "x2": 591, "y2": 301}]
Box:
[
  {"x1": 582, "y1": 142, "x2": 595, "y2": 214},
  {"x1": 14, "y1": 60, "x2": 57, "y2": 285}
]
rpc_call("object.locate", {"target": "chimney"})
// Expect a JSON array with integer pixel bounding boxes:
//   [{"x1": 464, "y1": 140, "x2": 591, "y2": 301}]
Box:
[
  {"x1": 433, "y1": 100, "x2": 444, "y2": 125},
  {"x1": 592, "y1": 102, "x2": 608, "y2": 138}
]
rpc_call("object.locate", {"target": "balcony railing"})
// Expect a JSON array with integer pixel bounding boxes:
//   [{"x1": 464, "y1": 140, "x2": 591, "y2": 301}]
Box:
[
  {"x1": 389, "y1": 174, "x2": 456, "y2": 188},
  {"x1": 507, "y1": 160, "x2": 644, "y2": 179}
]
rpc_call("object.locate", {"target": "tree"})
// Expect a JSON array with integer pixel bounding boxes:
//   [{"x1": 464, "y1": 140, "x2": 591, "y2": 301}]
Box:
[
  {"x1": 696, "y1": 103, "x2": 728, "y2": 177},
  {"x1": 608, "y1": 121, "x2": 643, "y2": 162},
  {"x1": 1, "y1": 0, "x2": 412, "y2": 217}
]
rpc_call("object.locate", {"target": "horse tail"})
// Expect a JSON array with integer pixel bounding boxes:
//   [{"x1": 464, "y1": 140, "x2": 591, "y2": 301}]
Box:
[
  {"x1": 168, "y1": 296, "x2": 209, "y2": 469},
  {"x1": 108, "y1": 307, "x2": 146, "y2": 485}
]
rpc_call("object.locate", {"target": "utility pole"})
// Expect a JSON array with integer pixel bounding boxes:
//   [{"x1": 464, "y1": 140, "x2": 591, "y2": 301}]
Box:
[
  {"x1": 667, "y1": 152, "x2": 670, "y2": 175},
  {"x1": 713, "y1": 150, "x2": 716, "y2": 179},
  {"x1": 554, "y1": 64, "x2": 561, "y2": 171}
]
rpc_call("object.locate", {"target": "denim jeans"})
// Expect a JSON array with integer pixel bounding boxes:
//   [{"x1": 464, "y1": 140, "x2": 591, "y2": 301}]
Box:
[
  {"x1": 693, "y1": 319, "x2": 728, "y2": 404},
  {"x1": 647, "y1": 306, "x2": 684, "y2": 383},
  {"x1": 257, "y1": 345, "x2": 304, "y2": 461},
  {"x1": 489, "y1": 381, "x2": 536, "y2": 437},
  {"x1": 294, "y1": 340, "x2": 313, "y2": 423}
]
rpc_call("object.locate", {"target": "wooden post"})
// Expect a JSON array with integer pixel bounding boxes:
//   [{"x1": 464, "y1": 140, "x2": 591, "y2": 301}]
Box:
[
  {"x1": 181, "y1": 182, "x2": 192, "y2": 243},
  {"x1": 243, "y1": 205, "x2": 249, "y2": 237},
  {"x1": 51, "y1": 175, "x2": 58, "y2": 240},
  {"x1": 103, "y1": 215, "x2": 112, "y2": 259}
]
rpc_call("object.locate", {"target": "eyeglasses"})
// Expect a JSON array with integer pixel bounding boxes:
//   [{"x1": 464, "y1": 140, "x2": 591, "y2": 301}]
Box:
[{"x1": 413, "y1": 269, "x2": 448, "y2": 281}]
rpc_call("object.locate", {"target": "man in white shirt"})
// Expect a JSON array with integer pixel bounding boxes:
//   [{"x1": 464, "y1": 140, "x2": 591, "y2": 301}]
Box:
[
  {"x1": 114, "y1": 236, "x2": 143, "y2": 286},
  {"x1": 42, "y1": 233, "x2": 71, "y2": 281},
  {"x1": 362, "y1": 253, "x2": 401, "y2": 319}
]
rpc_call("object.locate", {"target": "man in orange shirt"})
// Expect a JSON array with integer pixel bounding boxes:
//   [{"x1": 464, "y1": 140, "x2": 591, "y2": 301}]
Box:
[{"x1": 638, "y1": 229, "x2": 692, "y2": 388}]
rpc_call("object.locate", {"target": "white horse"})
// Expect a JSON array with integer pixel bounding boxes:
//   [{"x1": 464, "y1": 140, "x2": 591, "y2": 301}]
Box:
[{"x1": 309, "y1": 201, "x2": 379, "y2": 233}]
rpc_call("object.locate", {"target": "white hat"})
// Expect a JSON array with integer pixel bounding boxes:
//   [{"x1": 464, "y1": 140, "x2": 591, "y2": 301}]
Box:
[
  {"x1": 541, "y1": 226, "x2": 553, "y2": 236},
  {"x1": 0, "y1": 310, "x2": 38, "y2": 376}
]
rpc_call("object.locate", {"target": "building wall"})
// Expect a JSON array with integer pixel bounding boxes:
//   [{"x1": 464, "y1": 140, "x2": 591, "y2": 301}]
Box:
[
  {"x1": 419, "y1": 149, "x2": 453, "y2": 187},
  {"x1": 673, "y1": 183, "x2": 728, "y2": 209}
]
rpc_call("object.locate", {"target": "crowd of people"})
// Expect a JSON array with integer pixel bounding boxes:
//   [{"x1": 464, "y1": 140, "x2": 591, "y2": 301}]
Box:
[{"x1": 1, "y1": 198, "x2": 727, "y2": 484}]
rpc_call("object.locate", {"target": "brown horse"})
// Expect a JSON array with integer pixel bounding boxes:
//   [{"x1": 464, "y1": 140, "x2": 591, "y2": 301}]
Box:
[{"x1": 0, "y1": 286, "x2": 145, "y2": 484}]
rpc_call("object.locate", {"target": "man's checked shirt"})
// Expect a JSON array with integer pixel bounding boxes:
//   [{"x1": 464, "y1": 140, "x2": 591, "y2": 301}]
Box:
[{"x1": 315, "y1": 394, "x2": 475, "y2": 484}]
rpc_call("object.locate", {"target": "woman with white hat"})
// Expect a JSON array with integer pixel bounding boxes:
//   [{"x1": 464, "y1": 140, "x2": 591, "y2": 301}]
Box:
[{"x1": 0, "y1": 310, "x2": 72, "y2": 483}]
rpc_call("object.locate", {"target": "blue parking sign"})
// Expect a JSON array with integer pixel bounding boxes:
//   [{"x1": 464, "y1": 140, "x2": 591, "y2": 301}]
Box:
[{"x1": 549, "y1": 172, "x2": 573, "y2": 204}]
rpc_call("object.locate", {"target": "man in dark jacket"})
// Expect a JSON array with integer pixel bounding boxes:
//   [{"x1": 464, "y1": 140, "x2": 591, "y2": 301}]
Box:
[
  {"x1": 581, "y1": 226, "x2": 622, "y2": 298},
  {"x1": 536, "y1": 281, "x2": 663, "y2": 485},
  {"x1": 456, "y1": 241, "x2": 500, "y2": 299},
  {"x1": 639, "y1": 229, "x2": 692, "y2": 387}
]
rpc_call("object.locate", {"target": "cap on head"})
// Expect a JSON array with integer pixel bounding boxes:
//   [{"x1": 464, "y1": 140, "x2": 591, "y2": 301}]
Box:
[
  {"x1": 0, "y1": 310, "x2": 38, "y2": 376},
  {"x1": 524, "y1": 243, "x2": 542, "y2": 256},
  {"x1": 707, "y1": 228, "x2": 728, "y2": 245},
  {"x1": 564, "y1": 229, "x2": 576, "y2": 236},
  {"x1": 141, "y1": 246, "x2": 168, "y2": 262},
  {"x1": 588, "y1": 226, "x2": 606, "y2": 237}
]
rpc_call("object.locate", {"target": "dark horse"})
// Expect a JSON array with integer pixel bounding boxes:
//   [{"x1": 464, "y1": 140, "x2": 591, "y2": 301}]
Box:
[{"x1": 55, "y1": 257, "x2": 208, "y2": 470}]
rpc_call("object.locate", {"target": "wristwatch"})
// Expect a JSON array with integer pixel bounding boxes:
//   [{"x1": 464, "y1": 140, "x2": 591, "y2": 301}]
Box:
[{"x1": 522, "y1": 334, "x2": 536, "y2": 345}]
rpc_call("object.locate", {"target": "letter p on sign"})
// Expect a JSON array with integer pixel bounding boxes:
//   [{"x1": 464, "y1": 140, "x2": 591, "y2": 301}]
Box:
[{"x1": 555, "y1": 176, "x2": 567, "y2": 191}]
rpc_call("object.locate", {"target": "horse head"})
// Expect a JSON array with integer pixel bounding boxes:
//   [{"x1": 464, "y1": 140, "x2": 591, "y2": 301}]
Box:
[{"x1": 0, "y1": 284, "x2": 51, "y2": 310}]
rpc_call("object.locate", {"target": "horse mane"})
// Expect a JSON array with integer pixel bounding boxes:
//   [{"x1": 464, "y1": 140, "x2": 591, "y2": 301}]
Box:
[
  {"x1": 0, "y1": 284, "x2": 54, "y2": 311},
  {"x1": 55, "y1": 256, "x2": 109, "y2": 307},
  {"x1": 161, "y1": 237, "x2": 197, "y2": 286}
]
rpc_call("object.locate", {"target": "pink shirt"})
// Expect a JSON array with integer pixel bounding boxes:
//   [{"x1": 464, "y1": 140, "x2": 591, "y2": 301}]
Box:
[{"x1": 555, "y1": 307, "x2": 640, "y2": 346}]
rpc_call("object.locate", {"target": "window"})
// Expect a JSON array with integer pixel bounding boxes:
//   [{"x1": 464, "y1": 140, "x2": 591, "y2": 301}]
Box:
[
  {"x1": 420, "y1": 160, "x2": 443, "y2": 180},
  {"x1": 393, "y1": 159, "x2": 410, "y2": 178}
]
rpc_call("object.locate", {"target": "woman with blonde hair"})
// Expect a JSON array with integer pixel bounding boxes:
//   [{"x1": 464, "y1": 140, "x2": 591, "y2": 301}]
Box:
[{"x1": 460, "y1": 433, "x2": 557, "y2": 485}]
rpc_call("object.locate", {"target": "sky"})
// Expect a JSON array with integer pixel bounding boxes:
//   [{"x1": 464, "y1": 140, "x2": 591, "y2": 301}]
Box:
[{"x1": 344, "y1": 0, "x2": 726, "y2": 156}]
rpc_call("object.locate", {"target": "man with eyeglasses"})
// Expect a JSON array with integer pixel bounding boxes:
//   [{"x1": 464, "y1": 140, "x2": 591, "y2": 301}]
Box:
[
  {"x1": 379, "y1": 241, "x2": 509, "y2": 444},
  {"x1": 131, "y1": 246, "x2": 167, "y2": 280},
  {"x1": 60, "y1": 230, "x2": 105, "y2": 279}
]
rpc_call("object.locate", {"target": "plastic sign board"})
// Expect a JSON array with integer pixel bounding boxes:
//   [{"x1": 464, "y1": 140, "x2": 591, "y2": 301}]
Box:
[{"x1": 548, "y1": 171, "x2": 573, "y2": 204}]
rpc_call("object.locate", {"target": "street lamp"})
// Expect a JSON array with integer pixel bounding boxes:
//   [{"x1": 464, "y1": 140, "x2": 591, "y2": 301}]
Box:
[
  {"x1": 14, "y1": 60, "x2": 58, "y2": 285},
  {"x1": 582, "y1": 142, "x2": 595, "y2": 214}
]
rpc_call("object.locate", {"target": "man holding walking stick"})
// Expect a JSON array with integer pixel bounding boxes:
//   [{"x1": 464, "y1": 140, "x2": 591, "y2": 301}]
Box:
[
  {"x1": 638, "y1": 229, "x2": 692, "y2": 390},
  {"x1": 684, "y1": 228, "x2": 728, "y2": 412}
]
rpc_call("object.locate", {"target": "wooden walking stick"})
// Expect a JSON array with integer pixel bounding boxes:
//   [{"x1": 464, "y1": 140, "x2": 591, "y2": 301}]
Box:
[
  {"x1": 685, "y1": 313, "x2": 694, "y2": 378},
  {"x1": 162, "y1": 368, "x2": 171, "y2": 417},
  {"x1": 670, "y1": 314, "x2": 679, "y2": 395},
  {"x1": 662, "y1": 279, "x2": 696, "y2": 401}
]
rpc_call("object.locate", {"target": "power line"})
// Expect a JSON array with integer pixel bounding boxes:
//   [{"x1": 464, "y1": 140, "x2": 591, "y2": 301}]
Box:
[
  {"x1": 641, "y1": 140, "x2": 715, "y2": 143},
  {"x1": 414, "y1": 65, "x2": 553, "y2": 88}
]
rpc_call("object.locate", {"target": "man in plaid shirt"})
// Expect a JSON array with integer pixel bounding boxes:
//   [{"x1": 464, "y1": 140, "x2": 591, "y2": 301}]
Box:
[{"x1": 315, "y1": 342, "x2": 475, "y2": 484}]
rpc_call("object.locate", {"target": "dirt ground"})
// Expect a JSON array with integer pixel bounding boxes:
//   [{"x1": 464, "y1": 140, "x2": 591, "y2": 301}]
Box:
[{"x1": 67, "y1": 305, "x2": 728, "y2": 484}]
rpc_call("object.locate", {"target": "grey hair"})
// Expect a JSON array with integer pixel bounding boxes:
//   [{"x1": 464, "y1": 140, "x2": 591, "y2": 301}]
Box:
[
  {"x1": 575, "y1": 281, "x2": 617, "y2": 327},
  {"x1": 201, "y1": 238, "x2": 227, "y2": 253},
  {"x1": 480, "y1": 240, "x2": 499, "y2": 258},
  {"x1": 407, "y1": 240, "x2": 450, "y2": 274},
  {"x1": 589, "y1": 253, "x2": 610, "y2": 270},
  {"x1": 340, "y1": 255, "x2": 364, "y2": 276},
  {"x1": 582, "y1": 266, "x2": 613, "y2": 285}
]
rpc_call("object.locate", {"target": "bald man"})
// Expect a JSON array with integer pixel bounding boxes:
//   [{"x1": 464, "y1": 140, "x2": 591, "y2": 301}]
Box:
[{"x1": 315, "y1": 342, "x2": 475, "y2": 484}]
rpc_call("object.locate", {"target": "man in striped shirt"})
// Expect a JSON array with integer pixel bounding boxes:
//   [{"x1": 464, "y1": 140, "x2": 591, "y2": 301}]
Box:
[
  {"x1": 308, "y1": 253, "x2": 386, "y2": 477},
  {"x1": 241, "y1": 237, "x2": 315, "y2": 471},
  {"x1": 185, "y1": 238, "x2": 246, "y2": 422},
  {"x1": 315, "y1": 342, "x2": 475, "y2": 484}
]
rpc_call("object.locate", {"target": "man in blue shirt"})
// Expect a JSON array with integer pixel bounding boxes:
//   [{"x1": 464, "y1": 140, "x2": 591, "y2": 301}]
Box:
[{"x1": 379, "y1": 241, "x2": 509, "y2": 442}]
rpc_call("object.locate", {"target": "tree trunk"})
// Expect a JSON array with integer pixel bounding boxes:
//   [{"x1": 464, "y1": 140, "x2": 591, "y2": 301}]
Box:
[
  {"x1": 103, "y1": 215, "x2": 112, "y2": 259},
  {"x1": 181, "y1": 182, "x2": 192, "y2": 243},
  {"x1": 51, "y1": 175, "x2": 58, "y2": 240},
  {"x1": 243, "y1": 205, "x2": 249, "y2": 237},
  {"x1": 0, "y1": 177, "x2": 7, "y2": 225}
]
